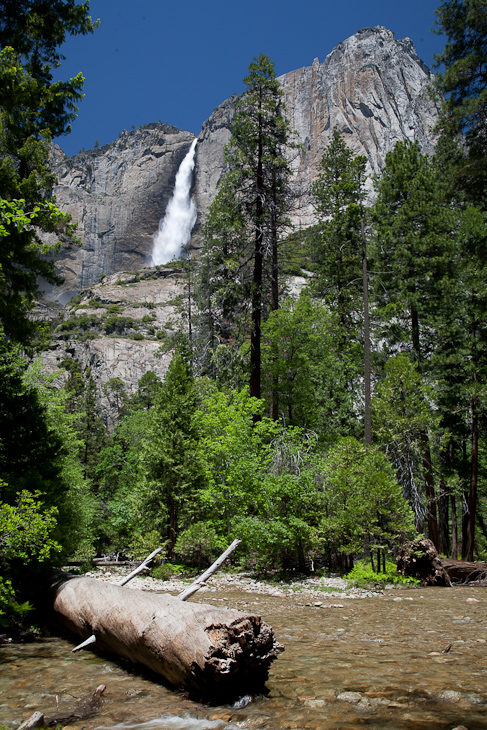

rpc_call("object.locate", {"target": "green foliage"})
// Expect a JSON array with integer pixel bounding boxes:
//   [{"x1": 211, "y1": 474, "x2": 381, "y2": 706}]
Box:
[
  {"x1": 0, "y1": 488, "x2": 60, "y2": 563},
  {"x1": 0, "y1": 577, "x2": 32, "y2": 627},
  {"x1": 128, "y1": 530, "x2": 165, "y2": 561},
  {"x1": 151, "y1": 562, "x2": 192, "y2": 580},
  {"x1": 372, "y1": 354, "x2": 441, "y2": 524},
  {"x1": 24, "y1": 362, "x2": 96, "y2": 558},
  {"x1": 311, "y1": 127, "x2": 366, "y2": 327},
  {"x1": 104, "y1": 315, "x2": 139, "y2": 335},
  {"x1": 372, "y1": 140, "x2": 455, "y2": 360},
  {"x1": 175, "y1": 522, "x2": 224, "y2": 567},
  {"x1": 315, "y1": 437, "x2": 417, "y2": 556},
  {"x1": 262, "y1": 293, "x2": 360, "y2": 436},
  {"x1": 346, "y1": 559, "x2": 420, "y2": 587},
  {"x1": 434, "y1": 0, "x2": 487, "y2": 202},
  {"x1": 0, "y1": 488, "x2": 61, "y2": 627},
  {"x1": 0, "y1": 0, "x2": 97, "y2": 346},
  {"x1": 138, "y1": 350, "x2": 206, "y2": 556},
  {"x1": 195, "y1": 388, "x2": 324, "y2": 569}
]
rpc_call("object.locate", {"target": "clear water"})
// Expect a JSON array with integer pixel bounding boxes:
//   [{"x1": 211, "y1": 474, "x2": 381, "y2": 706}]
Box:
[{"x1": 1, "y1": 586, "x2": 486, "y2": 730}]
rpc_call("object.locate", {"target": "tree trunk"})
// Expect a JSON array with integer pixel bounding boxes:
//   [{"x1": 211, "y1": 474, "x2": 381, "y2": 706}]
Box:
[
  {"x1": 437, "y1": 479, "x2": 450, "y2": 557},
  {"x1": 451, "y1": 492, "x2": 458, "y2": 560},
  {"x1": 50, "y1": 573, "x2": 283, "y2": 701},
  {"x1": 361, "y1": 202, "x2": 371, "y2": 447},
  {"x1": 250, "y1": 116, "x2": 264, "y2": 404},
  {"x1": 269, "y1": 218, "x2": 279, "y2": 420},
  {"x1": 465, "y1": 393, "x2": 479, "y2": 561}
]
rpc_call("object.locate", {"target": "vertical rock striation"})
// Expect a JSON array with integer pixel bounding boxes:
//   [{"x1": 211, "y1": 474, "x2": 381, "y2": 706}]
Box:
[
  {"x1": 193, "y1": 26, "x2": 439, "y2": 227},
  {"x1": 44, "y1": 124, "x2": 195, "y2": 302}
]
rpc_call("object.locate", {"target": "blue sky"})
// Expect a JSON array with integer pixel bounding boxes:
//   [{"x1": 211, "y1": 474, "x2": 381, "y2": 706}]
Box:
[{"x1": 54, "y1": 0, "x2": 446, "y2": 157}]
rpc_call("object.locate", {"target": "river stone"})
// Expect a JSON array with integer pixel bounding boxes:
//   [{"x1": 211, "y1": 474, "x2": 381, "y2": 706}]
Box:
[
  {"x1": 440, "y1": 690, "x2": 462, "y2": 702},
  {"x1": 337, "y1": 691, "x2": 362, "y2": 704}
]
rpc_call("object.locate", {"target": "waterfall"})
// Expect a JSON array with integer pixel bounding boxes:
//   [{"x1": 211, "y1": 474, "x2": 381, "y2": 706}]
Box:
[{"x1": 151, "y1": 138, "x2": 197, "y2": 265}]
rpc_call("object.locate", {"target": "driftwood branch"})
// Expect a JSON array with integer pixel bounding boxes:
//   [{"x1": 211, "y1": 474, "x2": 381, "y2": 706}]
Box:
[
  {"x1": 18, "y1": 685, "x2": 106, "y2": 729},
  {"x1": 178, "y1": 539, "x2": 242, "y2": 601},
  {"x1": 117, "y1": 547, "x2": 164, "y2": 586}
]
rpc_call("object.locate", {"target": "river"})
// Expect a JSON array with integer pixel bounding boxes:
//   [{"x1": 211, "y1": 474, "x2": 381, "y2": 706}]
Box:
[{"x1": 1, "y1": 585, "x2": 486, "y2": 730}]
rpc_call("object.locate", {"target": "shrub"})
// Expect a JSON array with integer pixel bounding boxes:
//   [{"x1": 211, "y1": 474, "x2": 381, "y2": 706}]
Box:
[
  {"x1": 175, "y1": 523, "x2": 224, "y2": 568},
  {"x1": 346, "y1": 559, "x2": 419, "y2": 588}
]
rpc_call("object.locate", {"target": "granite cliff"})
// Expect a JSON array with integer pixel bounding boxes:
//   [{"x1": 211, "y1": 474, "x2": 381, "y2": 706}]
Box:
[
  {"x1": 43, "y1": 124, "x2": 195, "y2": 303},
  {"x1": 194, "y1": 25, "x2": 438, "y2": 227},
  {"x1": 40, "y1": 27, "x2": 439, "y2": 414},
  {"x1": 47, "y1": 26, "x2": 438, "y2": 302}
]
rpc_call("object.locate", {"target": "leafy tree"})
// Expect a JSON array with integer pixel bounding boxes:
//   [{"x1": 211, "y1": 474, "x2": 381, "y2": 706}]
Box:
[
  {"x1": 315, "y1": 437, "x2": 416, "y2": 563},
  {"x1": 195, "y1": 387, "x2": 323, "y2": 569},
  {"x1": 0, "y1": 488, "x2": 60, "y2": 628},
  {"x1": 434, "y1": 0, "x2": 487, "y2": 202},
  {"x1": 0, "y1": 341, "x2": 94, "y2": 571},
  {"x1": 25, "y1": 362, "x2": 95, "y2": 557},
  {"x1": 261, "y1": 292, "x2": 360, "y2": 437},
  {"x1": 372, "y1": 355, "x2": 441, "y2": 533},
  {"x1": 0, "y1": 2, "x2": 97, "y2": 345},
  {"x1": 0, "y1": 342, "x2": 64, "y2": 504}
]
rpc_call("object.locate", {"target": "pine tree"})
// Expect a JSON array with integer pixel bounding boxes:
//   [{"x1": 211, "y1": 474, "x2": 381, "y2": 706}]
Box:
[
  {"x1": 311, "y1": 128, "x2": 370, "y2": 441},
  {"x1": 0, "y1": 1, "x2": 97, "y2": 346},
  {"x1": 139, "y1": 350, "x2": 205, "y2": 557},
  {"x1": 434, "y1": 0, "x2": 487, "y2": 203},
  {"x1": 372, "y1": 140, "x2": 457, "y2": 548},
  {"x1": 311, "y1": 127, "x2": 366, "y2": 327},
  {"x1": 203, "y1": 55, "x2": 295, "y2": 402}
]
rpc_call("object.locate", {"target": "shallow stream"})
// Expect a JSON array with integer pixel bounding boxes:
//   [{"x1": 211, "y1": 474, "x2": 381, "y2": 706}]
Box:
[{"x1": 1, "y1": 586, "x2": 486, "y2": 730}]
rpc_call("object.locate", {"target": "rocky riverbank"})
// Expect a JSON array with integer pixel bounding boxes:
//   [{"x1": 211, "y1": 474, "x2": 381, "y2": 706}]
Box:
[{"x1": 81, "y1": 566, "x2": 386, "y2": 601}]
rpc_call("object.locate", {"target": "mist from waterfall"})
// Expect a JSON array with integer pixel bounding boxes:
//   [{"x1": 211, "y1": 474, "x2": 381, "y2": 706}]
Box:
[{"x1": 151, "y1": 138, "x2": 197, "y2": 265}]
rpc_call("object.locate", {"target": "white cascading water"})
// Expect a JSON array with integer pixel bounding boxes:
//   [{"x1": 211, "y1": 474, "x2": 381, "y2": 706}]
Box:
[{"x1": 151, "y1": 138, "x2": 197, "y2": 265}]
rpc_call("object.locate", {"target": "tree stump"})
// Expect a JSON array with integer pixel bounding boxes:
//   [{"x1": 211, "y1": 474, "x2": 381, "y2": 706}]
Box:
[{"x1": 396, "y1": 538, "x2": 451, "y2": 586}]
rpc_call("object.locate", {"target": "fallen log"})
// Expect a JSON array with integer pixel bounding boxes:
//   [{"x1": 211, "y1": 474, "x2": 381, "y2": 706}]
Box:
[
  {"x1": 50, "y1": 572, "x2": 283, "y2": 700},
  {"x1": 439, "y1": 557, "x2": 487, "y2": 584}
]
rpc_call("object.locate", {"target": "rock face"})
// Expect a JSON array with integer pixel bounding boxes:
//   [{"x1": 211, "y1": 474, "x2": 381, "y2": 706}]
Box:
[
  {"x1": 42, "y1": 27, "x2": 439, "y2": 403},
  {"x1": 40, "y1": 267, "x2": 185, "y2": 428},
  {"x1": 44, "y1": 124, "x2": 195, "y2": 303},
  {"x1": 194, "y1": 26, "x2": 439, "y2": 227},
  {"x1": 47, "y1": 27, "x2": 438, "y2": 303}
]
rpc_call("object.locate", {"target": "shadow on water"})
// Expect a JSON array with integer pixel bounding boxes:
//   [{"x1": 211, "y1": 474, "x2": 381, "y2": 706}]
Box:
[{"x1": 1, "y1": 586, "x2": 487, "y2": 730}]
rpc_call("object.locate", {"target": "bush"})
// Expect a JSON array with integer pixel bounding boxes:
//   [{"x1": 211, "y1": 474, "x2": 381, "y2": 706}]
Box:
[
  {"x1": 129, "y1": 530, "x2": 165, "y2": 561},
  {"x1": 151, "y1": 563, "x2": 181, "y2": 580},
  {"x1": 175, "y1": 523, "x2": 224, "y2": 568},
  {"x1": 346, "y1": 559, "x2": 419, "y2": 588},
  {"x1": 0, "y1": 578, "x2": 33, "y2": 627}
]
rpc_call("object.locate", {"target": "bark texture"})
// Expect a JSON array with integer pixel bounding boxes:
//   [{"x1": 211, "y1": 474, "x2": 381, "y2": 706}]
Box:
[{"x1": 50, "y1": 573, "x2": 283, "y2": 699}]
